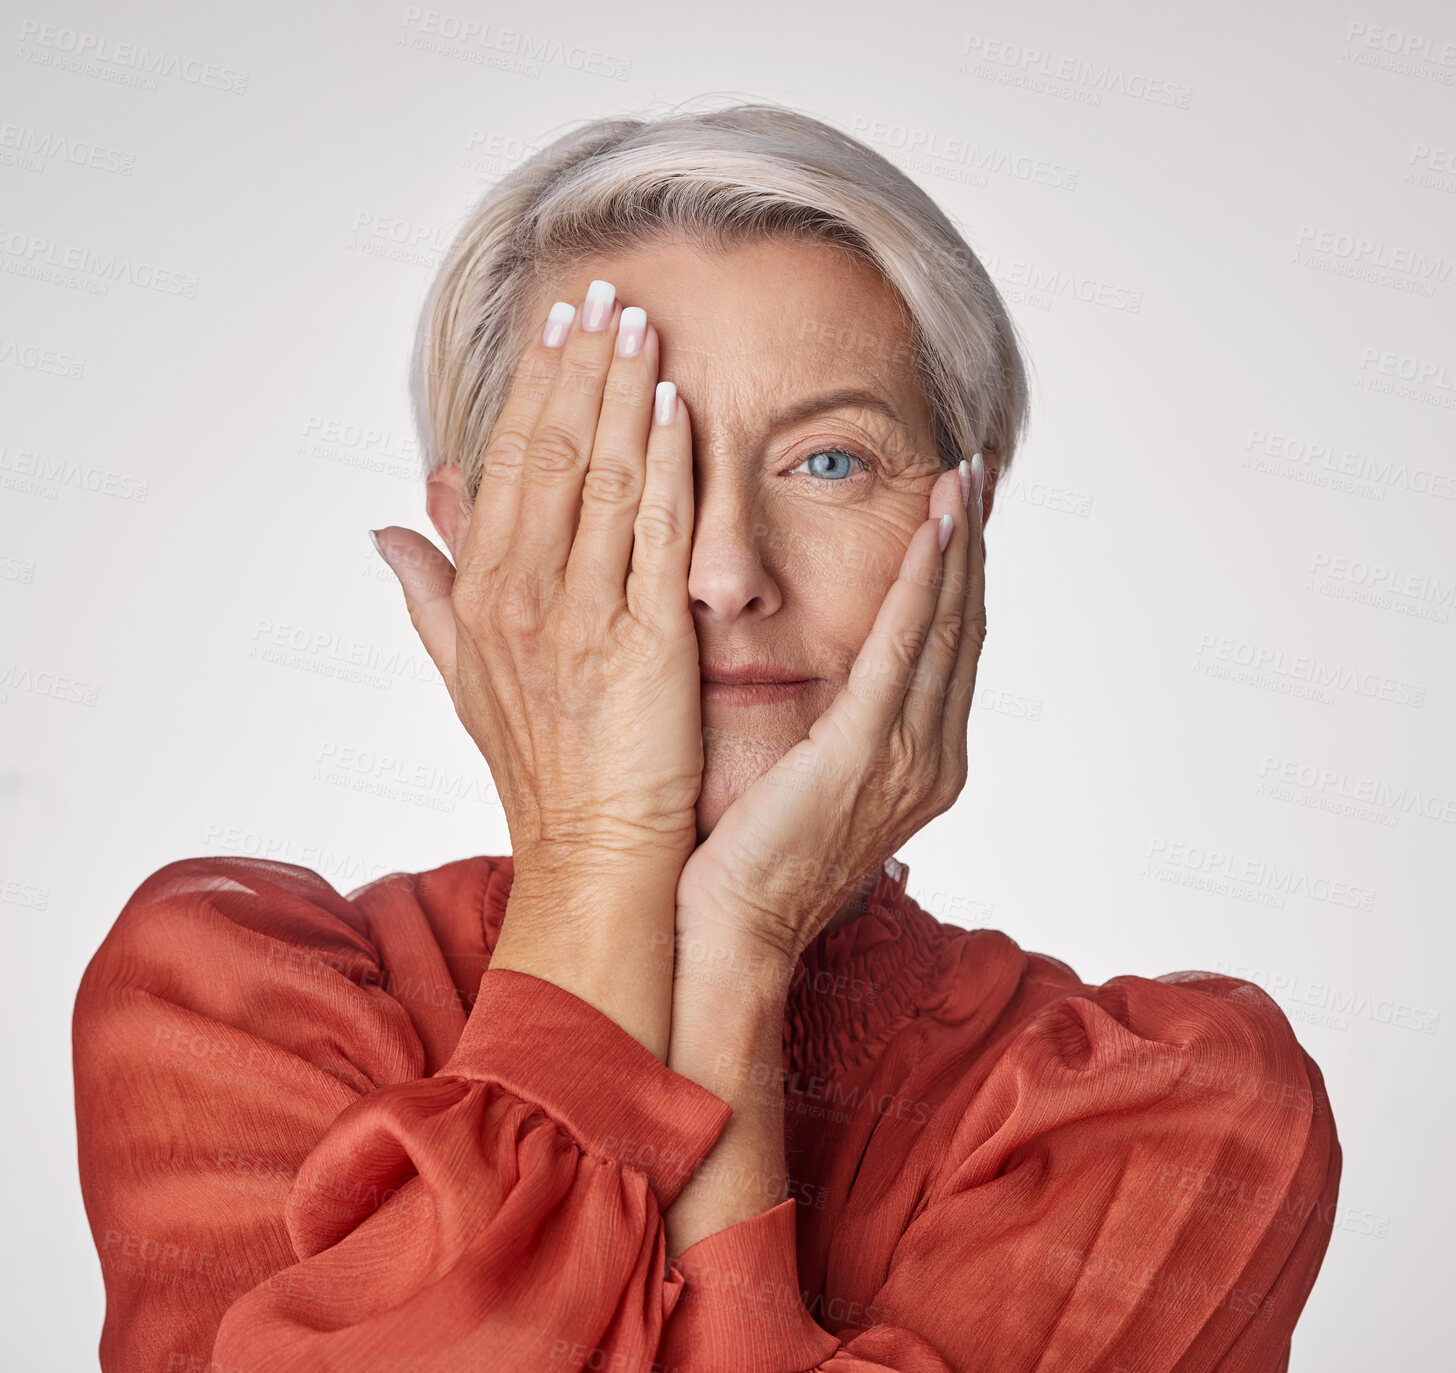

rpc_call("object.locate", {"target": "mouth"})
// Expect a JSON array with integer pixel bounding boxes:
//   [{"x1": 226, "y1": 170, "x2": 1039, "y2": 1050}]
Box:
[
  {"x1": 699, "y1": 663, "x2": 814, "y2": 686},
  {"x1": 700, "y1": 666, "x2": 817, "y2": 705}
]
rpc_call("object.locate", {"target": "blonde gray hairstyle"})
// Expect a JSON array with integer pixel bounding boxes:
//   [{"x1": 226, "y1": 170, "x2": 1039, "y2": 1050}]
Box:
[{"x1": 411, "y1": 99, "x2": 1030, "y2": 502}]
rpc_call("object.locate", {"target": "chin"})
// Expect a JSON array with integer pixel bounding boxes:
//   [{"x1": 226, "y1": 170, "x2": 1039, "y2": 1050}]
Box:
[
  {"x1": 696, "y1": 707, "x2": 818, "y2": 841},
  {"x1": 693, "y1": 756, "x2": 767, "y2": 842}
]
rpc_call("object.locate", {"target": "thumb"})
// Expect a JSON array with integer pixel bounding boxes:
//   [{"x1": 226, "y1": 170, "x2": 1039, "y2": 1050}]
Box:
[{"x1": 371, "y1": 527, "x2": 458, "y2": 683}]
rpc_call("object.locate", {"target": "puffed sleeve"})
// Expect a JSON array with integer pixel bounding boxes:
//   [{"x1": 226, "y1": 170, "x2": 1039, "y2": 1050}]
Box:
[
  {"x1": 72, "y1": 857, "x2": 735, "y2": 1371},
  {"x1": 657, "y1": 971, "x2": 1340, "y2": 1372}
]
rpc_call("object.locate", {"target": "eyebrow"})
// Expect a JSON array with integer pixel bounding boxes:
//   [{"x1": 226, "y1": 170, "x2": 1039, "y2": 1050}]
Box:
[{"x1": 766, "y1": 388, "x2": 904, "y2": 433}]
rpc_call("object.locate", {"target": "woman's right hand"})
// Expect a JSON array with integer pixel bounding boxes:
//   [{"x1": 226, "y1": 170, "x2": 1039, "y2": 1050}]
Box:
[{"x1": 371, "y1": 281, "x2": 701, "y2": 1051}]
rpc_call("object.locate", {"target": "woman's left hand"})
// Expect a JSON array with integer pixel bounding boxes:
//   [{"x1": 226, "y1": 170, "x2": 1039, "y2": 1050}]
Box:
[{"x1": 675, "y1": 453, "x2": 988, "y2": 969}]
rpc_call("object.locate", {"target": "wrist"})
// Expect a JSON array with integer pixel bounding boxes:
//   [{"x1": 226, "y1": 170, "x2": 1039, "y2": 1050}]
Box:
[
  {"x1": 492, "y1": 849, "x2": 684, "y2": 1060},
  {"x1": 672, "y1": 913, "x2": 801, "y2": 999},
  {"x1": 501, "y1": 858, "x2": 679, "y2": 963},
  {"x1": 515, "y1": 819, "x2": 697, "y2": 869},
  {"x1": 508, "y1": 844, "x2": 684, "y2": 901}
]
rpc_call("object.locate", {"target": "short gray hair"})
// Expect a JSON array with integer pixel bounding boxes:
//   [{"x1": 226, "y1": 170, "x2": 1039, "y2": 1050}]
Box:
[{"x1": 412, "y1": 98, "x2": 1030, "y2": 500}]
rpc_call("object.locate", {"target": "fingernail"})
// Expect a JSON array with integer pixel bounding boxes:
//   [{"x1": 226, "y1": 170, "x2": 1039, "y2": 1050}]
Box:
[
  {"x1": 957, "y1": 458, "x2": 972, "y2": 508},
  {"x1": 582, "y1": 279, "x2": 616, "y2": 332},
  {"x1": 971, "y1": 451, "x2": 985, "y2": 509},
  {"x1": 654, "y1": 380, "x2": 677, "y2": 426},
  {"x1": 937, "y1": 511, "x2": 954, "y2": 553},
  {"x1": 542, "y1": 301, "x2": 574, "y2": 348},
  {"x1": 368, "y1": 529, "x2": 387, "y2": 562},
  {"x1": 616, "y1": 306, "x2": 647, "y2": 358}
]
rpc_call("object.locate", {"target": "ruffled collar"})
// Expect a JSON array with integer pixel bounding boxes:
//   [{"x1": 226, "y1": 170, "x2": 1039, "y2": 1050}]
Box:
[{"x1": 783, "y1": 856, "x2": 961, "y2": 1076}]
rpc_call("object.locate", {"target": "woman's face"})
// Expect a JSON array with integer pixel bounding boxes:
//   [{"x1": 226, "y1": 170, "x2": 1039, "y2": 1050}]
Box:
[{"x1": 487, "y1": 235, "x2": 951, "y2": 839}]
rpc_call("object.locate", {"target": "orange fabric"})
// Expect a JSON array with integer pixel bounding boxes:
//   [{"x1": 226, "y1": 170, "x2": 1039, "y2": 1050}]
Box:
[{"x1": 72, "y1": 853, "x2": 1340, "y2": 1371}]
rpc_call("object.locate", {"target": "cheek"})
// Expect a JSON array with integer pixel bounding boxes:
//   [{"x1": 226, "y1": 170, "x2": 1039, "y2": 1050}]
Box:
[{"x1": 781, "y1": 511, "x2": 912, "y2": 664}]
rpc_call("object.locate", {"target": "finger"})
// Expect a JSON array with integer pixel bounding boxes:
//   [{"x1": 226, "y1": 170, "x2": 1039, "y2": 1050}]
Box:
[
  {"x1": 625, "y1": 378, "x2": 696, "y2": 629},
  {"x1": 903, "y1": 459, "x2": 978, "y2": 752},
  {"x1": 457, "y1": 298, "x2": 572, "y2": 583},
  {"x1": 939, "y1": 451, "x2": 989, "y2": 765},
  {"x1": 372, "y1": 526, "x2": 460, "y2": 684},
  {"x1": 510, "y1": 279, "x2": 624, "y2": 582},
  {"x1": 825, "y1": 507, "x2": 946, "y2": 744},
  {"x1": 566, "y1": 309, "x2": 659, "y2": 602}
]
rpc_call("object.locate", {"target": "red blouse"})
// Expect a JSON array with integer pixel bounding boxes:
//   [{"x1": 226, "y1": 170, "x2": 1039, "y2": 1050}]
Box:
[{"x1": 72, "y1": 852, "x2": 1340, "y2": 1372}]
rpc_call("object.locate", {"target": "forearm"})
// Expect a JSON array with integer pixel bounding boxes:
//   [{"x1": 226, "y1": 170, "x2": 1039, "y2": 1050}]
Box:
[
  {"x1": 489, "y1": 843, "x2": 683, "y2": 1061},
  {"x1": 662, "y1": 919, "x2": 797, "y2": 1257}
]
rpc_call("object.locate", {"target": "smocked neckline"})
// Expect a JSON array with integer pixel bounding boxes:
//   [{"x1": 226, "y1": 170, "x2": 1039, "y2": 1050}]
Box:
[
  {"x1": 477, "y1": 853, "x2": 957, "y2": 1076},
  {"x1": 784, "y1": 856, "x2": 959, "y2": 1076}
]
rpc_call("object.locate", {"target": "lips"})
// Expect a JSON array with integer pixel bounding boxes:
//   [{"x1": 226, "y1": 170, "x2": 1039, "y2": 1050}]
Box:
[{"x1": 699, "y1": 663, "x2": 814, "y2": 685}]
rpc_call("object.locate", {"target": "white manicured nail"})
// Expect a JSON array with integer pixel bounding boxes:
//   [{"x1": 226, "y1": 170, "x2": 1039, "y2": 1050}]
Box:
[
  {"x1": 616, "y1": 306, "x2": 647, "y2": 357},
  {"x1": 582, "y1": 279, "x2": 616, "y2": 332},
  {"x1": 937, "y1": 512, "x2": 954, "y2": 553},
  {"x1": 654, "y1": 380, "x2": 677, "y2": 426},
  {"x1": 542, "y1": 302, "x2": 574, "y2": 348}
]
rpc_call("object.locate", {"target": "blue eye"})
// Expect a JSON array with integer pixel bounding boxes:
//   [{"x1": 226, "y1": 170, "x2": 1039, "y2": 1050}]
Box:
[{"x1": 794, "y1": 448, "x2": 870, "y2": 482}]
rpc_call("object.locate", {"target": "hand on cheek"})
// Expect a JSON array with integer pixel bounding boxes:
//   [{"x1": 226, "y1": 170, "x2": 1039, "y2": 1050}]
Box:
[{"x1": 676, "y1": 452, "x2": 987, "y2": 967}]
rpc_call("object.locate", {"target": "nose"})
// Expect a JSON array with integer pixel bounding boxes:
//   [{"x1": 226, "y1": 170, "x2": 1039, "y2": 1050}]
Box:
[{"x1": 686, "y1": 471, "x2": 783, "y2": 624}]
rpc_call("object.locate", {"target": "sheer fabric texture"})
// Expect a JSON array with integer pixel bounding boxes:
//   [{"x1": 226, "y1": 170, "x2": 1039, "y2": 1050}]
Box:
[{"x1": 73, "y1": 853, "x2": 1340, "y2": 1371}]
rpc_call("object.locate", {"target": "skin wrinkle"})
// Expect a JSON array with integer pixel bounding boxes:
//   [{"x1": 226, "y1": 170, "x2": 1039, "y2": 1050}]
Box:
[{"x1": 429, "y1": 232, "x2": 988, "y2": 935}]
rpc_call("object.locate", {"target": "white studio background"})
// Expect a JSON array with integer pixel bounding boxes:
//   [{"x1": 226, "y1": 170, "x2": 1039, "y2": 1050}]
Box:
[{"x1": 2, "y1": 1, "x2": 1451, "y2": 1367}]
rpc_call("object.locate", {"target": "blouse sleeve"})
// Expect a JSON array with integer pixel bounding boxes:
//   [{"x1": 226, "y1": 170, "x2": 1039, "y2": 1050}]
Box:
[
  {"x1": 72, "y1": 856, "x2": 735, "y2": 1372},
  {"x1": 656, "y1": 971, "x2": 1341, "y2": 1373}
]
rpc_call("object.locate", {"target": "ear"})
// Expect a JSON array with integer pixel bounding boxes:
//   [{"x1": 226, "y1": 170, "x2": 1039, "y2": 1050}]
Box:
[
  {"x1": 981, "y1": 456, "x2": 999, "y2": 530},
  {"x1": 425, "y1": 463, "x2": 473, "y2": 562}
]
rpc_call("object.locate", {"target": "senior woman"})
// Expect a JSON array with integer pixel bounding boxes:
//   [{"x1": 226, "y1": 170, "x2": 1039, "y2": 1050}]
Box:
[{"x1": 73, "y1": 103, "x2": 1339, "y2": 1372}]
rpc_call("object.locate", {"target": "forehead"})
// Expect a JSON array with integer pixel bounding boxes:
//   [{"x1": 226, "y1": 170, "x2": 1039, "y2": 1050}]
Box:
[{"x1": 534, "y1": 234, "x2": 933, "y2": 443}]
